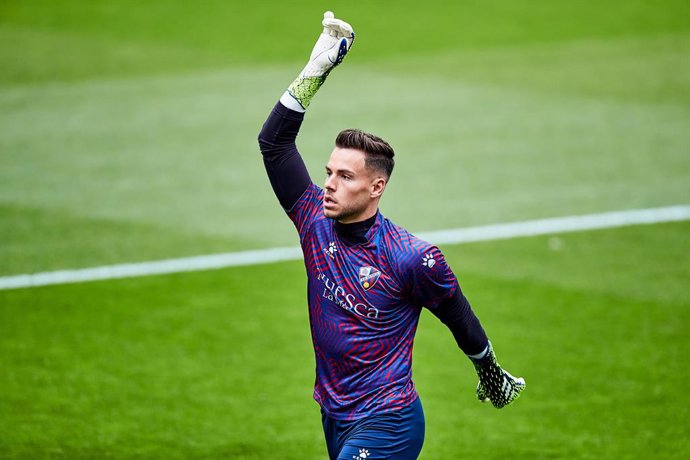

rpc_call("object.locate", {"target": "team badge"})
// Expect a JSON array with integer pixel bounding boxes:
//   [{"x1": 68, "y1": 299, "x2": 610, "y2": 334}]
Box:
[{"x1": 359, "y1": 266, "x2": 381, "y2": 290}]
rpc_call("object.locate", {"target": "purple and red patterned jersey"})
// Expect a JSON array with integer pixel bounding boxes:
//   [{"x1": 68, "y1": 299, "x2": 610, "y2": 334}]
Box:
[{"x1": 288, "y1": 182, "x2": 459, "y2": 420}]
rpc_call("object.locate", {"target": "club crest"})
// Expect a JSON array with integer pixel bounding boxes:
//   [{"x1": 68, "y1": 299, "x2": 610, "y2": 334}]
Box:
[{"x1": 358, "y1": 266, "x2": 381, "y2": 290}]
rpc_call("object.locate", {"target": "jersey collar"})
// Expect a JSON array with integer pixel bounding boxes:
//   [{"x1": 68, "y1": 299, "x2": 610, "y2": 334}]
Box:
[{"x1": 333, "y1": 211, "x2": 380, "y2": 246}]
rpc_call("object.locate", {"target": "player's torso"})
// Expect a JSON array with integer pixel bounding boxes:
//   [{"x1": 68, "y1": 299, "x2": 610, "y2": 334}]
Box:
[
  {"x1": 298, "y1": 210, "x2": 425, "y2": 419},
  {"x1": 302, "y1": 215, "x2": 419, "y2": 337}
]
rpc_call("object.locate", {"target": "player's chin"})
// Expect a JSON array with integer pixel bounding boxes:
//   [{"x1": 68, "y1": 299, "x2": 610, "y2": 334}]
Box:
[{"x1": 322, "y1": 206, "x2": 339, "y2": 220}]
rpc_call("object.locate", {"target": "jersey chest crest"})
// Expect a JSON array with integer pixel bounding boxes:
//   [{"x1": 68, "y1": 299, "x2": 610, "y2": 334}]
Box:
[{"x1": 358, "y1": 266, "x2": 381, "y2": 290}]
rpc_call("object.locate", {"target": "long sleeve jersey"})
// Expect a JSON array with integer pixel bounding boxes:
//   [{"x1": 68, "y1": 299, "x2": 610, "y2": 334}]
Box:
[{"x1": 258, "y1": 102, "x2": 488, "y2": 420}]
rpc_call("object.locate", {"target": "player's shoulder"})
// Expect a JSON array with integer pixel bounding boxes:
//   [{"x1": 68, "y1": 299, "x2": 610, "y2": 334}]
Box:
[
  {"x1": 380, "y1": 216, "x2": 439, "y2": 269},
  {"x1": 301, "y1": 182, "x2": 324, "y2": 204},
  {"x1": 287, "y1": 182, "x2": 324, "y2": 215},
  {"x1": 287, "y1": 183, "x2": 326, "y2": 237}
]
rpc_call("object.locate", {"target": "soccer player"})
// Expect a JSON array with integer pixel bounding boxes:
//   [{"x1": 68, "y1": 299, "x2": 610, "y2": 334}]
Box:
[{"x1": 258, "y1": 12, "x2": 525, "y2": 460}]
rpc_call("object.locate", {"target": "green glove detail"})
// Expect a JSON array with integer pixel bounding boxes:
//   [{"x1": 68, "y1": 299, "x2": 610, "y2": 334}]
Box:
[
  {"x1": 471, "y1": 343, "x2": 526, "y2": 409},
  {"x1": 287, "y1": 76, "x2": 328, "y2": 110}
]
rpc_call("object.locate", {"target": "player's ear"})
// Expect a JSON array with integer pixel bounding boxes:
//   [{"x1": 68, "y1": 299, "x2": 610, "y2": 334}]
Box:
[{"x1": 370, "y1": 176, "x2": 386, "y2": 198}]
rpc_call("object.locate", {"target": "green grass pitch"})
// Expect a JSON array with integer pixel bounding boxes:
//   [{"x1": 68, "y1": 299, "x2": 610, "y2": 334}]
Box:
[
  {"x1": 1, "y1": 0, "x2": 689, "y2": 458},
  {"x1": 2, "y1": 223, "x2": 688, "y2": 458}
]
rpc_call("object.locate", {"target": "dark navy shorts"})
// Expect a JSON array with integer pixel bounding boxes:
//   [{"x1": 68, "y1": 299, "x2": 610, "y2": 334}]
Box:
[{"x1": 321, "y1": 397, "x2": 425, "y2": 460}]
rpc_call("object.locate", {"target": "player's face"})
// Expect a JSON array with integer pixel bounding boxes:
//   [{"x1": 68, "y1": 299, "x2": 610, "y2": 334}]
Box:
[{"x1": 324, "y1": 147, "x2": 386, "y2": 223}]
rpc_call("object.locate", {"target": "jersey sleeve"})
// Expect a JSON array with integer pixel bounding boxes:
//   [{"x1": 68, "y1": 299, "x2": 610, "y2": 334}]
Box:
[
  {"x1": 258, "y1": 102, "x2": 312, "y2": 211},
  {"x1": 287, "y1": 182, "x2": 324, "y2": 239},
  {"x1": 407, "y1": 244, "x2": 460, "y2": 310}
]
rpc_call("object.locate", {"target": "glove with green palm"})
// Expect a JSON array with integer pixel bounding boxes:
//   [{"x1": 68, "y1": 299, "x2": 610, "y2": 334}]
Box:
[{"x1": 470, "y1": 343, "x2": 526, "y2": 409}]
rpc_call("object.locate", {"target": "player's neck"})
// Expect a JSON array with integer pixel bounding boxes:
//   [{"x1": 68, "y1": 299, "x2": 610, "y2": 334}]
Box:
[{"x1": 334, "y1": 211, "x2": 378, "y2": 245}]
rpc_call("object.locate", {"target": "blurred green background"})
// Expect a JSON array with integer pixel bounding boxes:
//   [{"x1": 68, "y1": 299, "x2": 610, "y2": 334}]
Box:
[
  {"x1": 2, "y1": 0, "x2": 688, "y2": 274},
  {"x1": 1, "y1": 1, "x2": 689, "y2": 458}
]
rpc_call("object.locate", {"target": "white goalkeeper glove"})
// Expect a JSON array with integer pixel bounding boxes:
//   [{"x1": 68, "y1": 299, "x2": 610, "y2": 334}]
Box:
[
  {"x1": 470, "y1": 343, "x2": 526, "y2": 409},
  {"x1": 280, "y1": 11, "x2": 355, "y2": 112}
]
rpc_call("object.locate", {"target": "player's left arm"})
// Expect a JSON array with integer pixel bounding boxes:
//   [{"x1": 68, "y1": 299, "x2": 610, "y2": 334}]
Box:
[
  {"x1": 414, "y1": 246, "x2": 526, "y2": 408},
  {"x1": 431, "y1": 292, "x2": 526, "y2": 408}
]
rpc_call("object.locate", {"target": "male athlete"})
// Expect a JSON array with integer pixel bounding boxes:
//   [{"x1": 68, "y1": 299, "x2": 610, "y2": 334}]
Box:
[{"x1": 258, "y1": 12, "x2": 525, "y2": 460}]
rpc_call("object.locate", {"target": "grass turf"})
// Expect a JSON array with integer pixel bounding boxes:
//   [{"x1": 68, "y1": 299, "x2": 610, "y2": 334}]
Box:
[
  {"x1": 1, "y1": 0, "x2": 689, "y2": 458},
  {"x1": 1, "y1": 1, "x2": 688, "y2": 84},
  {"x1": 1, "y1": 1, "x2": 689, "y2": 275},
  {"x1": 1, "y1": 222, "x2": 688, "y2": 459}
]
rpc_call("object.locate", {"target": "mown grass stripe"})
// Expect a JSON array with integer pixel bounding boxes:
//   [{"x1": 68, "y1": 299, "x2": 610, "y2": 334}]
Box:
[{"x1": 2, "y1": 205, "x2": 688, "y2": 290}]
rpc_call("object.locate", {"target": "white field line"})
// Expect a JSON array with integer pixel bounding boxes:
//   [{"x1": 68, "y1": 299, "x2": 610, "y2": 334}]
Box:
[{"x1": 1, "y1": 205, "x2": 689, "y2": 291}]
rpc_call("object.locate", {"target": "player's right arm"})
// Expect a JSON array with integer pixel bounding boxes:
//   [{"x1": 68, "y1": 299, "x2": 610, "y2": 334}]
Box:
[{"x1": 257, "y1": 11, "x2": 355, "y2": 211}]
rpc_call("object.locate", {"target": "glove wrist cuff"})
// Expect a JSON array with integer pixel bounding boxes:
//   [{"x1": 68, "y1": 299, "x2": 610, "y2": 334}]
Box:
[
  {"x1": 286, "y1": 75, "x2": 327, "y2": 111},
  {"x1": 470, "y1": 342, "x2": 497, "y2": 369},
  {"x1": 467, "y1": 343, "x2": 490, "y2": 360},
  {"x1": 280, "y1": 91, "x2": 307, "y2": 113}
]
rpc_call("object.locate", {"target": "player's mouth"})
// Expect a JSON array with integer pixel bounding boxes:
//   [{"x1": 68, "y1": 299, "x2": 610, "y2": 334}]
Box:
[{"x1": 324, "y1": 196, "x2": 337, "y2": 208}]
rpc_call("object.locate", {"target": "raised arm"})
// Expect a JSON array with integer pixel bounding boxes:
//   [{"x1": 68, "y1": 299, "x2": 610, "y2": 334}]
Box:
[{"x1": 257, "y1": 11, "x2": 355, "y2": 211}]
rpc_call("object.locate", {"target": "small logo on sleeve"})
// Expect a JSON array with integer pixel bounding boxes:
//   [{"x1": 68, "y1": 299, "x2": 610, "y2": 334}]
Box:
[
  {"x1": 324, "y1": 242, "x2": 338, "y2": 259},
  {"x1": 358, "y1": 266, "x2": 381, "y2": 290},
  {"x1": 422, "y1": 253, "x2": 436, "y2": 268},
  {"x1": 353, "y1": 448, "x2": 370, "y2": 459}
]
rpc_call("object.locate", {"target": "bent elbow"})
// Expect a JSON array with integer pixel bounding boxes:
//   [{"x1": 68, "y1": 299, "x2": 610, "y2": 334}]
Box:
[{"x1": 258, "y1": 131, "x2": 276, "y2": 157}]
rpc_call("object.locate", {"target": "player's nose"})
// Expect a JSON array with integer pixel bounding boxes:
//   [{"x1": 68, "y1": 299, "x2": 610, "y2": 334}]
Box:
[{"x1": 325, "y1": 175, "x2": 336, "y2": 191}]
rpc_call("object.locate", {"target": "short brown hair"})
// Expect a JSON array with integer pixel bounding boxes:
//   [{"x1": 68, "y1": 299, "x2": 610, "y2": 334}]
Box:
[{"x1": 335, "y1": 129, "x2": 395, "y2": 179}]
